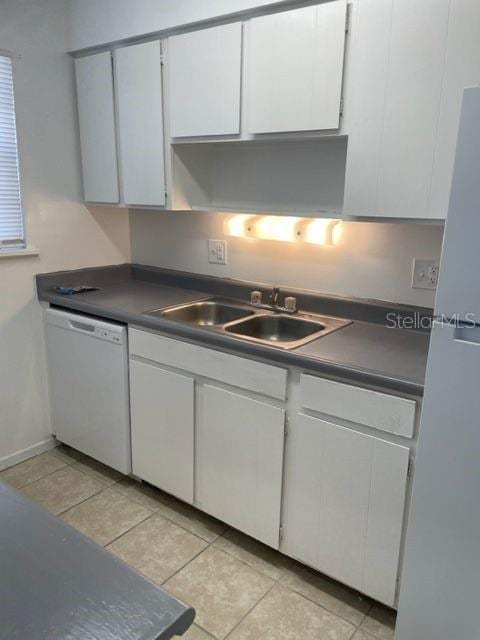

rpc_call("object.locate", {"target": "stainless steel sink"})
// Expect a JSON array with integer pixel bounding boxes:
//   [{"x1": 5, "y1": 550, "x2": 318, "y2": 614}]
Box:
[
  {"x1": 145, "y1": 297, "x2": 351, "y2": 349},
  {"x1": 146, "y1": 299, "x2": 255, "y2": 326},
  {"x1": 224, "y1": 313, "x2": 351, "y2": 349}
]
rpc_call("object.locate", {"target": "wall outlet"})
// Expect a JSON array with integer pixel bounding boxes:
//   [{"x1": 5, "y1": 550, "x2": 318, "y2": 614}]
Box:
[
  {"x1": 411, "y1": 259, "x2": 439, "y2": 290},
  {"x1": 208, "y1": 239, "x2": 227, "y2": 265}
]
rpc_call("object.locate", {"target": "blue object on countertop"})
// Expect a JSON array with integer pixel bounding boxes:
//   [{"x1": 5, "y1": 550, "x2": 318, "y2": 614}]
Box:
[{"x1": 55, "y1": 286, "x2": 100, "y2": 295}]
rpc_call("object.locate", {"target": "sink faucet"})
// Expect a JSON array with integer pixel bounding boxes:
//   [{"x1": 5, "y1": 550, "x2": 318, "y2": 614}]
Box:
[
  {"x1": 269, "y1": 286, "x2": 280, "y2": 306},
  {"x1": 249, "y1": 287, "x2": 297, "y2": 314}
]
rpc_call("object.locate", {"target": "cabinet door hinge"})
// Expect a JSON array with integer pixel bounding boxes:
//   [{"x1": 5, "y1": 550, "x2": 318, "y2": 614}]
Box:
[
  {"x1": 407, "y1": 457, "x2": 414, "y2": 478},
  {"x1": 279, "y1": 524, "x2": 284, "y2": 544},
  {"x1": 345, "y1": 7, "x2": 350, "y2": 32},
  {"x1": 284, "y1": 417, "x2": 289, "y2": 439},
  {"x1": 339, "y1": 98, "x2": 344, "y2": 116}
]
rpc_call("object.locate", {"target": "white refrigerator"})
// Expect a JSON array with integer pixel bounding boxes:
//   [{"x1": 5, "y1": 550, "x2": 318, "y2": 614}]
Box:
[{"x1": 396, "y1": 87, "x2": 480, "y2": 639}]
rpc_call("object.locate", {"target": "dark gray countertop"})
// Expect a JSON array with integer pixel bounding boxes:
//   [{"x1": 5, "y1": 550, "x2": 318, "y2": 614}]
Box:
[
  {"x1": 0, "y1": 481, "x2": 194, "y2": 640},
  {"x1": 36, "y1": 264, "x2": 431, "y2": 396}
]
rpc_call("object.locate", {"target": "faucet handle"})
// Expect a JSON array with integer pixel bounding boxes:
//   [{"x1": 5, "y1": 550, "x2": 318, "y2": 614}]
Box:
[
  {"x1": 270, "y1": 286, "x2": 280, "y2": 304},
  {"x1": 250, "y1": 290, "x2": 262, "y2": 305},
  {"x1": 284, "y1": 296, "x2": 297, "y2": 313}
]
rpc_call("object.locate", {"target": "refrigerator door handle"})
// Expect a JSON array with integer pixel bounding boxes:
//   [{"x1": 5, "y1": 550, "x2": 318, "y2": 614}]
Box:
[{"x1": 454, "y1": 325, "x2": 480, "y2": 344}]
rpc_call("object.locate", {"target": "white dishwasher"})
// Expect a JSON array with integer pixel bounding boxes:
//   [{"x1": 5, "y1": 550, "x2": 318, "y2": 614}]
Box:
[{"x1": 45, "y1": 308, "x2": 131, "y2": 474}]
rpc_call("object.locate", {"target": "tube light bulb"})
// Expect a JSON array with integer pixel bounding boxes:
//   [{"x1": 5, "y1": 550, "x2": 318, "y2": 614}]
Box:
[
  {"x1": 303, "y1": 219, "x2": 339, "y2": 245},
  {"x1": 253, "y1": 216, "x2": 300, "y2": 242},
  {"x1": 223, "y1": 214, "x2": 253, "y2": 238}
]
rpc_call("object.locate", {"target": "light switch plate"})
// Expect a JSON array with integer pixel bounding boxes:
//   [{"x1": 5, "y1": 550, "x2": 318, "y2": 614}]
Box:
[
  {"x1": 208, "y1": 239, "x2": 227, "y2": 265},
  {"x1": 412, "y1": 259, "x2": 439, "y2": 290}
]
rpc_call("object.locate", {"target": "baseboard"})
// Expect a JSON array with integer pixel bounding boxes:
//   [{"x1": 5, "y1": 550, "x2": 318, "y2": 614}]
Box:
[{"x1": 0, "y1": 437, "x2": 57, "y2": 472}]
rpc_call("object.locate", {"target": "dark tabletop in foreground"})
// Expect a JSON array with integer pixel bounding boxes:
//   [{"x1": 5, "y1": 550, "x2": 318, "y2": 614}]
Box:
[{"x1": 0, "y1": 482, "x2": 194, "y2": 640}]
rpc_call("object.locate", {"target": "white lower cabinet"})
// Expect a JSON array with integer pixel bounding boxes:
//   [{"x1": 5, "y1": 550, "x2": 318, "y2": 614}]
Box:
[
  {"x1": 196, "y1": 385, "x2": 285, "y2": 548},
  {"x1": 128, "y1": 329, "x2": 413, "y2": 606},
  {"x1": 129, "y1": 359, "x2": 194, "y2": 503},
  {"x1": 282, "y1": 413, "x2": 410, "y2": 606}
]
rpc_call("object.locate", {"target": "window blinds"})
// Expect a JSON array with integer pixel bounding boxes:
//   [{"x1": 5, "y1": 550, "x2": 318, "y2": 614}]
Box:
[{"x1": 0, "y1": 54, "x2": 24, "y2": 248}]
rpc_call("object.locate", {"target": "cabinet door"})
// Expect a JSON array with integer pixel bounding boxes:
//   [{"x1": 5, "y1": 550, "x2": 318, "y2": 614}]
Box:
[
  {"x1": 247, "y1": 1, "x2": 346, "y2": 134},
  {"x1": 428, "y1": 0, "x2": 480, "y2": 219},
  {"x1": 75, "y1": 52, "x2": 119, "y2": 203},
  {"x1": 130, "y1": 360, "x2": 194, "y2": 503},
  {"x1": 168, "y1": 23, "x2": 242, "y2": 137},
  {"x1": 282, "y1": 413, "x2": 409, "y2": 606},
  {"x1": 196, "y1": 385, "x2": 285, "y2": 548},
  {"x1": 344, "y1": 0, "x2": 451, "y2": 218},
  {"x1": 115, "y1": 41, "x2": 166, "y2": 206}
]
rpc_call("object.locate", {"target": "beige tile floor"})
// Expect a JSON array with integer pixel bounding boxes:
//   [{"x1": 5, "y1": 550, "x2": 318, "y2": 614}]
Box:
[{"x1": 0, "y1": 445, "x2": 397, "y2": 640}]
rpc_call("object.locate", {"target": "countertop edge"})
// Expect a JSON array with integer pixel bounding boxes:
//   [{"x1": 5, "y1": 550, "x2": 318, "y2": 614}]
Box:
[{"x1": 39, "y1": 291, "x2": 425, "y2": 397}]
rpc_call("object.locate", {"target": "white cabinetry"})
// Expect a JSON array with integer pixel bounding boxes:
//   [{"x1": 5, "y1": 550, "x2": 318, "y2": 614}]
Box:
[
  {"x1": 114, "y1": 41, "x2": 166, "y2": 206},
  {"x1": 247, "y1": 1, "x2": 347, "y2": 134},
  {"x1": 196, "y1": 385, "x2": 285, "y2": 548},
  {"x1": 168, "y1": 23, "x2": 242, "y2": 138},
  {"x1": 75, "y1": 52, "x2": 119, "y2": 203},
  {"x1": 128, "y1": 328, "x2": 287, "y2": 547},
  {"x1": 129, "y1": 359, "x2": 194, "y2": 503},
  {"x1": 282, "y1": 413, "x2": 409, "y2": 606},
  {"x1": 344, "y1": 0, "x2": 480, "y2": 219},
  {"x1": 128, "y1": 328, "x2": 415, "y2": 604}
]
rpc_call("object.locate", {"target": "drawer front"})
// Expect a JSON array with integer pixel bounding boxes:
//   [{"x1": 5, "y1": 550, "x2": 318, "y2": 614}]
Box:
[
  {"x1": 300, "y1": 374, "x2": 416, "y2": 438},
  {"x1": 129, "y1": 329, "x2": 287, "y2": 400}
]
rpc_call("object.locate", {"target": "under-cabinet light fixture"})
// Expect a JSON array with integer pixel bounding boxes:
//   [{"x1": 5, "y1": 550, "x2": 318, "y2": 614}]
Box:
[{"x1": 223, "y1": 214, "x2": 340, "y2": 245}]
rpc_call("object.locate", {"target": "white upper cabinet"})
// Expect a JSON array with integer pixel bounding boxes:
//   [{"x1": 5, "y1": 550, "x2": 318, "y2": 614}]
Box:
[
  {"x1": 114, "y1": 41, "x2": 166, "y2": 207},
  {"x1": 75, "y1": 52, "x2": 119, "y2": 203},
  {"x1": 168, "y1": 23, "x2": 242, "y2": 138},
  {"x1": 247, "y1": 1, "x2": 347, "y2": 134},
  {"x1": 428, "y1": 0, "x2": 480, "y2": 219},
  {"x1": 344, "y1": 0, "x2": 480, "y2": 219}
]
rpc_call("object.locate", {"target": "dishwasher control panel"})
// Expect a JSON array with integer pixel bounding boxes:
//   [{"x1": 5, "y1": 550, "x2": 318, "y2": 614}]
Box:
[{"x1": 95, "y1": 327, "x2": 123, "y2": 344}]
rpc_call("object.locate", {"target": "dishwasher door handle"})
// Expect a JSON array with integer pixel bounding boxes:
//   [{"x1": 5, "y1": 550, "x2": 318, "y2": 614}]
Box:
[{"x1": 69, "y1": 319, "x2": 97, "y2": 333}]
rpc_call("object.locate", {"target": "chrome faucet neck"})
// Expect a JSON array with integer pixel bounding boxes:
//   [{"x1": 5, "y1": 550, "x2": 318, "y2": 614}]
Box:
[{"x1": 269, "y1": 286, "x2": 280, "y2": 306}]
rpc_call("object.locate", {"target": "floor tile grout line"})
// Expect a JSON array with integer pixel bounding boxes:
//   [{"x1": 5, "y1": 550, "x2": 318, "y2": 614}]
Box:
[
  {"x1": 2, "y1": 459, "x2": 71, "y2": 490},
  {"x1": 110, "y1": 524, "x2": 212, "y2": 587},
  {"x1": 277, "y1": 579, "x2": 372, "y2": 629},
  {"x1": 223, "y1": 581, "x2": 277, "y2": 640},
  {"x1": 113, "y1": 483, "x2": 176, "y2": 512},
  {"x1": 104, "y1": 507, "x2": 214, "y2": 552},
  {"x1": 156, "y1": 505, "x2": 227, "y2": 544},
  {"x1": 71, "y1": 462, "x2": 123, "y2": 487},
  {"x1": 167, "y1": 523, "x2": 373, "y2": 631},
  {"x1": 161, "y1": 534, "x2": 218, "y2": 588},
  {"x1": 211, "y1": 540, "x2": 284, "y2": 583},
  {"x1": 3, "y1": 448, "x2": 102, "y2": 492},
  {"x1": 210, "y1": 536, "x2": 372, "y2": 628},
  {"x1": 55, "y1": 478, "x2": 152, "y2": 520},
  {"x1": 55, "y1": 483, "x2": 113, "y2": 518},
  {"x1": 187, "y1": 620, "x2": 217, "y2": 640},
  {"x1": 101, "y1": 509, "x2": 155, "y2": 548}
]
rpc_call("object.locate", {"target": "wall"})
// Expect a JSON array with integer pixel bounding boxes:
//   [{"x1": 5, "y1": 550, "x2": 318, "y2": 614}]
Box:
[
  {"x1": 67, "y1": 0, "x2": 306, "y2": 51},
  {"x1": 131, "y1": 211, "x2": 443, "y2": 307},
  {"x1": 0, "y1": 0, "x2": 130, "y2": 469}
]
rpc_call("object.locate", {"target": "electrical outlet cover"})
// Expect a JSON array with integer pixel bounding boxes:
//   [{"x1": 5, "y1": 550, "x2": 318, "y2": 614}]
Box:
[
  {"x1": 412, "y1": 259, "x2": 439, "y2": 290},
  {"x1": 208, "y1": 239, "x2": 227, "y2": 265}
]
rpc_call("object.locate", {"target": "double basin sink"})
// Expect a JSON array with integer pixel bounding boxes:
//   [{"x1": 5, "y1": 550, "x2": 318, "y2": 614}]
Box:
[{"x1": 144, "y1": 298, "x2": 350, "y2": 350}]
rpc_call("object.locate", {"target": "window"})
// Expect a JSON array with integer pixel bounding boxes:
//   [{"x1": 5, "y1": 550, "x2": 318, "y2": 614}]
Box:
[{"x1": 0, "y1": 53, "x2": 25, "y2": 249}]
